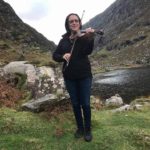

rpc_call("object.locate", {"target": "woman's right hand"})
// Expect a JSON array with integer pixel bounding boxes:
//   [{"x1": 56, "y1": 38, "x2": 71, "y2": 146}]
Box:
[{"x1": 63, "y1": 53, "x2": 71, "y2": 62}]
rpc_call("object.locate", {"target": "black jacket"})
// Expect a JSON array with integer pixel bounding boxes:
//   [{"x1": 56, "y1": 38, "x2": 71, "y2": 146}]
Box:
[{"x1": 53, "y1": 35, "x2": 94, "y2": 80}]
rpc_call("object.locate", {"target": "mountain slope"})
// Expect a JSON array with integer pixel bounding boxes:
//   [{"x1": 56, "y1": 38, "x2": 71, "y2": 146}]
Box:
[
  {"x1": 0, "y1": 0, "x2": 55, "y2": 51},
  {"x1": 84, "y1": 0, "x2": 150, "y2": 70},
  {"x1": 0, "y1": 0, "x2": 56, "y2": 65}
]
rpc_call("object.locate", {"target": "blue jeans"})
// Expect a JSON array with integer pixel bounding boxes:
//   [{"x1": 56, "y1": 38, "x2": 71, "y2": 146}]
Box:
[{"x1": 65, "y1": 77, "x2": 92, "y2": 130}]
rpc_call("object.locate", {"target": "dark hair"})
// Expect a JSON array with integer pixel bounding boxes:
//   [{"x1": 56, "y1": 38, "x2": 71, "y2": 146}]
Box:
[{"x1": 65, "y1": 13, "x2": 82, "y2": 35}]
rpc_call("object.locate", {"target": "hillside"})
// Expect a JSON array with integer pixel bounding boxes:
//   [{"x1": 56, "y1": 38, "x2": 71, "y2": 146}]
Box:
[
  {"x1": 83, "y1": 0, "x2": 150, "y2": 72},
  {"x1": 0, "y1": 0, "x2": 56, "y2": 66}
]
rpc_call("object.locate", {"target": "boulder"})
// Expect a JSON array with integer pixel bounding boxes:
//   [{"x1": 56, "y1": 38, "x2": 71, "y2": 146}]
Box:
[
  {"x1": 3, "y1": 61, "x2": 38, "y2": 84},
  {"x1": 22, "y1": 94, "x2": 57, "y2": 112},
  {"x1": 22, "y1": 94, "x2": 70, "y2": 112},
  {"x1": 105, "y1": 94, "x2": 123, "y2": 107},
  {"x1": 3, "y1": 61, "x2": 65, "y2": 99}
]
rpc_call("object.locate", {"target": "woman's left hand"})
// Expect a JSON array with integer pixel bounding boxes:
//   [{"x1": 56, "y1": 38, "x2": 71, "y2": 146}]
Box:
[
  {"x1": 77, "y1": 27, "x2": 95, "y2": 39},
  {"x1": 85, "y1": 27, "x2": 95, "y2": 34}
]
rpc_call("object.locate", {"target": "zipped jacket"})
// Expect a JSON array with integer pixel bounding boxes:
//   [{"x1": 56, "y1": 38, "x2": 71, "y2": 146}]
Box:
[{"x1": 53, "y1": 35, "x2": 94, "y2": 80}]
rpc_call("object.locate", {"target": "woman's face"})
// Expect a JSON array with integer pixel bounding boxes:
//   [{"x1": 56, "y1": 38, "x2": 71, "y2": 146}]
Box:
[{"x1": 68, "y1": 15, "x2": 80, "y2": 33}]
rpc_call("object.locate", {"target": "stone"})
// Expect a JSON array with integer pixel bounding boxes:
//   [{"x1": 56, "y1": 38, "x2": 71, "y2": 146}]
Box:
[
  {"x1": 22, "y1": 94, "x2": 57, "y2": 112},
  {"x1": 105, "y1": 94, "x2": 123, "y2": 107},
  {"x1": 38, "y1": 66, "x2": 55, "y2": 78},
  {"x1": 112, "y1": 104, "x2": 130, "y2": 112},
  {"x1": 132, "y1": 104, "x2": 143, "y2": 110},
  {"x1": 3, "y1": 61, "x2": 38, "y2": 84},
  {"x1": 22, "y1": 93, "x2": 70, "y2": 113}
]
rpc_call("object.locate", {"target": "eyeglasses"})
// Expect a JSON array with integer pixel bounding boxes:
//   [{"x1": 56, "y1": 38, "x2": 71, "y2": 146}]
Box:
[{"x1": 68, "y1": 19, "x2": 79, "y2": 24}]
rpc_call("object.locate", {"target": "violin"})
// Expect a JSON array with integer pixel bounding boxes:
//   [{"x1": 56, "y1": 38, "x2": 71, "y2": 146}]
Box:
[
  {"x1": 80, "y1": 29, "x2": 104, "y2": 35},
  {"x1": 69, "y1": 28, "x2": 104, "y2": 40}
]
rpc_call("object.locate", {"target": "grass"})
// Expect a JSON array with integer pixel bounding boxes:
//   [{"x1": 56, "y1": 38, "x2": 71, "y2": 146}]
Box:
[
  {"x1": 91, "y1": 48, "x2": 110, "y2": 60},
  {"x1": 0, "y1": 40, "x2": 57, "y2": 67},
  {"x1": 0, "y1": 105, "x2": 150, "y2": 150}
]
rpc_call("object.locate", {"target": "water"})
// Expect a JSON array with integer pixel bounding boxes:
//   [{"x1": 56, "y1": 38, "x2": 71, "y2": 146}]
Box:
[{"x1": 92, "y1": 66, "x2": 150, "y2": 103}]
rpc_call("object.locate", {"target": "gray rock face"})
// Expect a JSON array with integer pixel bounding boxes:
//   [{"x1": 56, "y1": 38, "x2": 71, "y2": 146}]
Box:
[
  {"x1": 21, "y1": 93, "x2": 70, "y2": 112},
  {"x1": 1, "y1": 61, "x2": 69, "y2": 112},
  {"x1": 105, "y1": 94, "x2": 123, "y2": 107},
  {"x1": 22, "y1": 94, "x2": 57, "y2": 112},
  {"x1": 2, "y1": 61, "x2": 65, "y2": 99},
  {"x1": 84, "y1": 0, "x2": 150, "y2": 48},
  {"x1": 83, "y1": 0, "x2": 150, "y2": 68},
  {"x1": 3, "y1": 61, "x2": 38, "y2": 84}
]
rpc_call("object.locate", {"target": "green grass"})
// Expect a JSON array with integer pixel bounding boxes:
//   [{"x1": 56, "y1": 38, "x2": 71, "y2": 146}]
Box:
[
  {"x1": 0, "y1": 106, "x2": 150, "y2": 150},
  {"x1": 0, "y1": 40, "x2": 57, "y2": 67}
]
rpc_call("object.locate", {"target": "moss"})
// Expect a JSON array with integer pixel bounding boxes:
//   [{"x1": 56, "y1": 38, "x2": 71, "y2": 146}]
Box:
[{"x1": 15, "y1": 73, "x2": 27, "y2": 90}]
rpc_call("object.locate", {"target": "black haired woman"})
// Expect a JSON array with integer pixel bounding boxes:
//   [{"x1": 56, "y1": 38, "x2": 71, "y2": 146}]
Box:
[{"x1": 52, "y1": 13, "x2": 95, "y2": 142}]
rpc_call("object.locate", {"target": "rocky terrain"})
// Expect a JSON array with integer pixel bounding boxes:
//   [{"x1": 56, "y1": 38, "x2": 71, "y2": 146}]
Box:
[
  {"x1": 0, "y1": 0, "x2": 150, "y2": 109},
  {"x1": 83, "y1": 0, "x2": 150, "y2": 71},
  {"x1": 0, "y1": 0, "x2": 58, "y2": 109},
  {"x1": 0, "y1": 61, "x2": 67, "y2": 111}
]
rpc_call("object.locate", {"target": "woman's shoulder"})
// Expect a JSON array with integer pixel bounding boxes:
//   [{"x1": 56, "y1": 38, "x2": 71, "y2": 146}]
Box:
[
  {"x1": 62, "y1": 32, "x2": 70, "y2": 38},
  {"x1": 57, "y1": 34, "x2": 70, "y2": 47},
  {"x1": 59, "y1": 33, "x2": 70, "y2": 43}
]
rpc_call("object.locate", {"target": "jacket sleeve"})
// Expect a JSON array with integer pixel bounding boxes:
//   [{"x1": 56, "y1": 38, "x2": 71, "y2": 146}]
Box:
[
  {"x1": 80, "y1": 37, "x2": 94, "y2": 55},
  {"x1": 52, "y1": 39, "x2": 65, "y2": 62}
]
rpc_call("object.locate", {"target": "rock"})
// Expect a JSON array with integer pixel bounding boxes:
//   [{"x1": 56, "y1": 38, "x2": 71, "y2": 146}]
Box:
[
  {"x1": 22, "y1": 93, "x2": 70, "y2": 113},
  {"x1": 105, "y1": 94, "x2": 123, "y2": 107},
  {"x1": 38, "y1": 66, "x2": 55, "y2": 78},
  {"x1": 132, "y1": 104, "x2": 143, "y2": 110},
  {"x1": 3, "y1": 61, "x2": 28, "y2": 74},
  {"x1": 3, "y1": 61, "x2": 66, "y2": 99},
  {"x1": 2, "y1": 61, "x2": 68, "y2": 110},
  {"x1": 56, "y1": 89, "x2": 64, "y2": 97},
  {"x1": 3, "y1": 61, "x2": 38, "y2": 84},
  {"x1": 112, "y1": 103, "x2": 143, "y2": 112},
  {"x1": 130, "y1": 98, "x2": 150, "y2": 106},
  {"x1": 112, "y1": 104, "x2": 130, "y2": 112},
  {"x1": 22, "y1": 94, "x2": 58, "y2": 112}
]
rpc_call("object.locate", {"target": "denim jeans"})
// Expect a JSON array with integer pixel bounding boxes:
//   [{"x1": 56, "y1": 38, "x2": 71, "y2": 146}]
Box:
[{"x1": 65, "y1": 77, "x2": 92, "y2": 130}]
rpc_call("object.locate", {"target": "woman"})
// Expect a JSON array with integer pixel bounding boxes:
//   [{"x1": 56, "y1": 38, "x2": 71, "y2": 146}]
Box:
[{"x1": 52, "y1": 13, "x2": 95, "y2": 142}]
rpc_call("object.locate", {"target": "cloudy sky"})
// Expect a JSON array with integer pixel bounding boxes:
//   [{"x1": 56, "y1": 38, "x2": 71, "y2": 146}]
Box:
[{"x1": 4, "y1": 0, "x2": 116, "y2": 44}]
